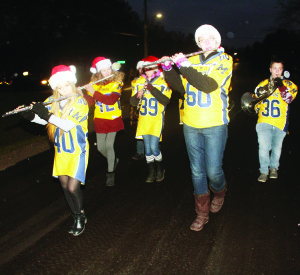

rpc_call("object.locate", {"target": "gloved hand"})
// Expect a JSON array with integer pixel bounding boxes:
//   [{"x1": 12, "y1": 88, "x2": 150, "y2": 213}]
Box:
[
  {"x1": 31, "y1": 102, "x2": 52, "y2": 121},
  {"x1": 273, "y1": 77, "x2": 283, "y2": 87},
  {"x1": 144, "y1": 82, "x2": 154, "y2": 92},
  {"x1": 171, "y1": 53, "x2": 190, "y2": 68},
  {"x1": 20, "y1": 110, "x2": 35, "y2": 121},
  {"x1": 160, "y1": 56, "x2": 172, "y2": 69}
]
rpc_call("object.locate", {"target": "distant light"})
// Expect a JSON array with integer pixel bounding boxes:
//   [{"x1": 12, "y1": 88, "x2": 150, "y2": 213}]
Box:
[
  {"x1": 41, "y1": 80, "x2": 48, "y2": 85},
  {"x1": 156, "y1": 13, "x2": 162, "y2": 18},
  {"x1": 118, "y1": 61, "x2": 126, "y2": 64},
  {"x1": 23, "y1": 71, "x2": 29, "y2": 76},
  {"x1": 234, "y1": 53, "x2": 238, "y2": 55}
]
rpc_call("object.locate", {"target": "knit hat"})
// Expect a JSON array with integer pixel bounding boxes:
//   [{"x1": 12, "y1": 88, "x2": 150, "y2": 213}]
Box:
[
  {"x1": 90, "y1": 57, "x2": 112, "y2": 74},
  {"x1": 49, "y1": 65, "x2": 77, "y2": 90},
  {"x1": 195, "y1": 24, "x2": 221, "y2": 48}
]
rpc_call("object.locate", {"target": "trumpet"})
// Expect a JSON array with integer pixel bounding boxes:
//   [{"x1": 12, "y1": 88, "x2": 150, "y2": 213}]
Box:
[
  {"x1": 241, "y1": 71, "x2": 289, "y2": 116},
  {"x1": 2, "y1": 74, "x2": 115, "y2": 118},
  {"x1": 142, "y1": 48, "x2": 219, "y2": 68}
]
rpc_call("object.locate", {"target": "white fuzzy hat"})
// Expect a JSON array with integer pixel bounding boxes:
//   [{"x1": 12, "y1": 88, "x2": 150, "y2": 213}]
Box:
[
  {"x1": 49, "y1": 65, "x2": 77, "y2": 90},
  {"x1": 136, "y1": 60, "x2": 144, "y2": 70},
  {"x1": 90, "y1": 57, "x2": 112, "y2": 74},
  {"x1": 195, "y1": 24, "x2": 221, "y2": 48}
]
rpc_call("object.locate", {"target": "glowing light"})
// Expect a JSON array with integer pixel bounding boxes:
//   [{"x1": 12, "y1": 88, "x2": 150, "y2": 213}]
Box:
[
  {"x1": 41, "y1": 80, "x2": 48, "y2": 85},
  {"x1": 23, "y1": 71, "x2": 29, "y2": 76},
  {"x1": 156, "y1": 13, "x2": 162, "y2": 18}
]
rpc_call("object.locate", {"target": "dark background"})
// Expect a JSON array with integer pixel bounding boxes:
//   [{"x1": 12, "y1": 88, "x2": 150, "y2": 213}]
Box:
[{"x1": 1, "y1": 0, "x2": 300, "y2": 87}]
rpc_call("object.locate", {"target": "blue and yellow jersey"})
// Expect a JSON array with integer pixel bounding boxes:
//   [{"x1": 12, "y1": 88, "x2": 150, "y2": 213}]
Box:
[
  {"x1": 45, "y1": 96, "x2": 89, "y2": 184},
  {"x1": 135, "y1": 76, "x2": 172, "y2": 139},
  {"x1": 255, "y1": 79, "x2": 298, "y2": 132},
  {"x1": 181, "y1": 52, "x2": 233, "y2": 128},
  {"x1": 89, "y1": 81, "x2": 123, "y2": 120}
]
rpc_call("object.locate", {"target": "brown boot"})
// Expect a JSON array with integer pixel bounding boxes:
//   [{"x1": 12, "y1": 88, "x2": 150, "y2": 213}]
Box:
[
  {"x1": 210, "y1": 184, "x2": 227, "y2": 213},
  {"x1": 190, "y1": 192, "x2": 210, "y2": 231}
]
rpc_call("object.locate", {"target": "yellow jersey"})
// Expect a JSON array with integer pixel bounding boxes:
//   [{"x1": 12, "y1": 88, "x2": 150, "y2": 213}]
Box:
[
  {"x1": 90, "y1": 81, "x2": 123, "y2": 120},
  {"x1": 135, "y1": 76, "x2": 172, "y2": 139},
  {"x1": 181, "y1": 52, "x2": 233, "y2": 128},
  {"x1": 45, "y1": 96, "x2": 89, "y2": 184},
  {"x1": 255, "y1": 79, "x2": 298, "y2": 132}
]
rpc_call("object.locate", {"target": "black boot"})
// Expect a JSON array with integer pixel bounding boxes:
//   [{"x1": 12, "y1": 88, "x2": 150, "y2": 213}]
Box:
[
  {"x1": 106, "y1": 172, "x2": 115, "y2": 186},
  {"x1": 73, "y1": 212, "x2": 87, "y2": 236},
  {"x1": 68, "y1": 213, "x2": 76, "y2": 234},
  {"x1": 145, "y1": 162, "x2": 156, "y2": 183},
  {"x1": 156, "y1": 161, "x2": 165, "y2": 182}
]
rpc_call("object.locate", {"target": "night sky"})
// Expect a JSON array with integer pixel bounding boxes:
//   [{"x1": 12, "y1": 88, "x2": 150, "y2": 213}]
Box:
[{"x1": 126, "y1": 0, "x2": 283, "y2": 48}]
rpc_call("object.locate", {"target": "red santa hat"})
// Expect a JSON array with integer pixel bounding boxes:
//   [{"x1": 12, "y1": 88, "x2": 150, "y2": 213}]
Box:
[
  {"x1": 143, "y1": 56, "x2": 160, "y2": 71},
  {"x1": 195, "y1": 24, "x2": 221, "y2": 48},
  {"x1": 90, "y1": 57, "x2": 112, "y2": 74},
  {"x1": 49, "y1": 65, "x2": 77, "y2": 90}
]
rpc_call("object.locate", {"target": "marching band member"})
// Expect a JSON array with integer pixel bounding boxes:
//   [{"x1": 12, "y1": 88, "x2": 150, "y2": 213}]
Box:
[
  {"x1": 84, "y1": 57, "x2": 124, "y2": 187},
  {"x1": 20, "y1": 65, "x2": 89, "y2": 236},
  {"x1": 161, "y1": 24, "x2": 233, "y2": 231},
  {"x1": 254, "y1": 58, "x2": 298, "y2": 182},
  {"x1": 130, "y1": 56, "x2": 172, "y2": 183},
  {"x1": 131, "y1": 59, "x2": 145, "y2": 161}
]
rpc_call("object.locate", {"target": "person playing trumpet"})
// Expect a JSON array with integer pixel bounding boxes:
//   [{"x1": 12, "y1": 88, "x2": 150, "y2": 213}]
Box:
[
  {"x1": 255, "y1": 58, "x2": 298, "y2": 182},
  {"x1": 160, "y1": 24, "x2": 233, "y2": 231},
  {"x1": 130, "y1": 56, "x2": 172, "y2": 183}
]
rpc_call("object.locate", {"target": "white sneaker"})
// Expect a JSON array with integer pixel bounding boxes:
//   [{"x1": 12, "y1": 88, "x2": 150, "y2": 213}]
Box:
[
  {"x1": 258, "y1": 173, "x2": 268, "y2": 182},
  {"x1": 269, "y1": 168, "x2": 278, "y2": 179}
]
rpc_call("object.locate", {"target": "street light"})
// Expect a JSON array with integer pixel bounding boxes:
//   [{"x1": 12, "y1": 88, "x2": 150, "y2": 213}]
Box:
[{"x1": 144, "y1": 0, "x2": 162, "y2": 57}]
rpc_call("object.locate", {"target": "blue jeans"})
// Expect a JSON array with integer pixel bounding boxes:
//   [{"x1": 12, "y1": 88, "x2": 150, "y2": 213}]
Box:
[
  {"x1": 256, "y1": 123, "x2": 286, "y2": 174},
  {"x1": 183, "y1": 123, "x2": 228, "y2": 195},
  {"x1": 143, "y1": 135, "x2": 160, "y2": 160}
]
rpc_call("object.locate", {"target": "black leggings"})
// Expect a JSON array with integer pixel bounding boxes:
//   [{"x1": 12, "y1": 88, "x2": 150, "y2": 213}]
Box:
[{"x1": 59, "y1": 176, "x2": 83, "y2": 214}]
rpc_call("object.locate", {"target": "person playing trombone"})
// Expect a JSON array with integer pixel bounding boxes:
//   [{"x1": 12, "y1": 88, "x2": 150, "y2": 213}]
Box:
[
  {"x1": 254, "y1": 58, "x2": 298, "y2": 182},
  {"x1": 160, "y1": 24, "x2": 233, "y2": 231}
]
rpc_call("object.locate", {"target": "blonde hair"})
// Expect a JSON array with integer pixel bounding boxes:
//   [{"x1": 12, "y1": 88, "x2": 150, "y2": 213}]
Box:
[
  {"x1": 91, "y1": 70, "x2": 125, "y2": 84},
  {"x1": 46, "y1": 82, "x2": 81, "y2": 142}
]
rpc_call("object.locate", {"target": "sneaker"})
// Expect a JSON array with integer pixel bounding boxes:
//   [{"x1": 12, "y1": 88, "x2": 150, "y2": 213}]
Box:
[
  {"x1": 269, "y1": 168, "x2": 278, "y2": 179},
  {"x1": 131, "y1": 153, "x2": 144, "y2": 160},
  {"x1": 258, "y1": 173, "x2": 268, "y2": 182}
]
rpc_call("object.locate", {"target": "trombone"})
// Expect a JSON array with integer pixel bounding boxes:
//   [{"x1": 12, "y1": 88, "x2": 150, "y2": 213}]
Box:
[{"x1": 240, "y1": 71, "x2": 290, "y2": 116}]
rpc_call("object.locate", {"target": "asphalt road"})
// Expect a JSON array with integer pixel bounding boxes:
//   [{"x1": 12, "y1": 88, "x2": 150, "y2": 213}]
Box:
[{"x1": 0, "y1": 75, "x2": 300, "y2": 274}]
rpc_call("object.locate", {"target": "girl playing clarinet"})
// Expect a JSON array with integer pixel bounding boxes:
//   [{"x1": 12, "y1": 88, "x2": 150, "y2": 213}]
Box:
[{"x1": 130, "y1": 56, "x2": 172, "y2": 183}]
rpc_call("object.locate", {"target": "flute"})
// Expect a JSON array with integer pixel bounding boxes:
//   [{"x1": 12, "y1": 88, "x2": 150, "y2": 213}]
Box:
[
  {"x1": 77, "y1": 74, "x2": 114, "y2": 90},
  {"x1": 2, "y1": 94, "x2": 77, "y2": 117},
  {"x1": 142, "y1": 48, "x2": 219, "y2": 68},
  {"x1": 2, "y1": 74, "x2": 115, "y2": 118}
]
